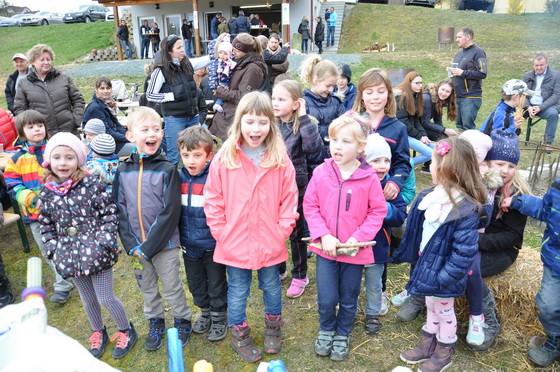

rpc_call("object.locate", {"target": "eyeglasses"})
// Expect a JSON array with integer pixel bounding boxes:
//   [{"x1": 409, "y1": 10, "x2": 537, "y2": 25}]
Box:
[
  {"x1": 412, "y1": 81, "x2": 423, "y2": 86},
  {"x1": 167, "y1": 34, "x2": 178, "y2": 41}
]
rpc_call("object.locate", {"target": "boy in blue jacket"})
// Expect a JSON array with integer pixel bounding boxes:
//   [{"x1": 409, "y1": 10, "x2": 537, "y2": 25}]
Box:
[
  {"x1": 502, "y1": 178, "x2": 560, "y2": 367},
  {"x1": 177, "y1": 126, "x2": 228, "y2": 342},
  {"x1": 363, "y1": 133, "x2": 407, "y2": 334}
]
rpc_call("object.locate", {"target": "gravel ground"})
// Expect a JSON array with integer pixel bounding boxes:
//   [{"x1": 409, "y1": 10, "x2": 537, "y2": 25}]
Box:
[{"x1": 62, "y1": 53, "x2": 363, "y2": 79}]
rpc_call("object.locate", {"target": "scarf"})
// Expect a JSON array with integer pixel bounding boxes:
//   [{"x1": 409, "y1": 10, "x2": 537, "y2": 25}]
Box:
[
  {"x1": 418, "y1": 185, "x2": 462, "y2": 224},
  {"x1": 45, "y1": 178, "x2": 78, "y2": 196}
]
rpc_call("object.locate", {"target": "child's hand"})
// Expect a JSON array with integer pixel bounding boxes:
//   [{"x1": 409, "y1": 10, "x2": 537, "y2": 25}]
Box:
[
  {"x1": 297, "y1": 98, "x2": 307, "y2": 117},
  {"x1": 133, "y1": 250, "x2": 143, "y2": 259},
  {"x1": 501, "y1": 197, "x2": 513, "y2": 209},
  {"x1": 383, "y1": 182, "x2": 398, "y2": 201},
  {"x1": 345, "y1": 237, "x2": 359, "y2": 246},
  {"x1": 514, "y1": 115, "x2": 524, "y2": 129},
  {"x1": 35, "y1": 199, "x2": 42, "y2": 210},
  {"x1": 321, "y1": 234, "x2": 339, "y2": 257}
]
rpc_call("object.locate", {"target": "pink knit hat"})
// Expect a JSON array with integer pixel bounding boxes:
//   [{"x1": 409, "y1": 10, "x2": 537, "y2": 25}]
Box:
[
  {"x1": 42, "y1": 132, "x2": 88, "y2": 168},
  {"x1": 459, "y1": 130, "x2": 492, "y2": 165},
  {"x1": 217, "y1": 42, "x2": 233, "y2": 57}
]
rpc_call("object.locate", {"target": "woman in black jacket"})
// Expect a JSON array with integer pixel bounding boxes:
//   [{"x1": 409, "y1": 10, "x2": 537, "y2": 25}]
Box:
[
  {"x1": 421, "y1": 78, "x2": 458, "y2": 141},
  {"x1": 314, "y1": 16, "x2": 325, "y2": 54}
]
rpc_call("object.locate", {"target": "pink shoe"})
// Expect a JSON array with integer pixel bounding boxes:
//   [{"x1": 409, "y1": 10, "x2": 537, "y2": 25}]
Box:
[{"x1": 286, "y1": 277, "x2": 309, "y2": 299}]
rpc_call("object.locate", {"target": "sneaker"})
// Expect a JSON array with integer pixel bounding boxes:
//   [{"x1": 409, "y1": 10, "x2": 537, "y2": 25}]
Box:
[
  {"x1": 89, "y1": 327, "x2": 109, "y2": 358},
  {"x1": 396, "y1": 295, "x2": 425, "y2": 322},
  {"x1": 174, "y1": 318, "x2": 193, "y2": 347},
  {"x1": 208, "y1": 311, "x2": 228, "y2": 341},
  {"x1": 315, "y1": 330, "x2": 335, "y2": 356},
  {"x1": 286, "y1": 277, "x2": 309, "y2": 299},
  {"x1": 420, "y1": 165, "x2": 431, "y2": 174},
  {"x1": 528, "y1": 335, "x2": 560, "y2": 367},
  {"x1": 279, "y1": 271, "x2": 288, "y2": 281},
  {"x1": 49, "y1": 290, "x2": 71, "y2": 304},
  {"x1": 380, "y1": 292, "x2": 389, "y2": 316},
  {"x1": 466, "y1": 314, "x2": 485, "y2": 347},
  {"x1": 365, "y1": 315, "x2": 382, "y2": 335},
  {"x1": 111, "y1": 323, "x2": 138, "y2": 359},
  {"x1": 391, "y1": 289, "x2": 410, "y2": 307},
  {"x1": 145, "y1": 318, "x2": 166, "y2": 351},
  {"x1": 330, "y1": 335, "x2": 350, "y2": 361},
  {"x1": 307, "y1": 250, "x2": 314, "y2": 258},
  {"x1": 192, "y1": 307, "x2": 211, "y2": 334}
]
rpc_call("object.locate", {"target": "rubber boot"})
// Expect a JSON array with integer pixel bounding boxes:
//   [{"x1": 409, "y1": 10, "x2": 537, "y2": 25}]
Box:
[
  {"x1": 264, "y1": 314, "x2": 282, "y2": 354},
  {"x1": 400, "y1": 329, "x2": 437, "y2": 364},
  {"x1": 230, "y1": 323, "x2": 262, "y2": 363},
  {"x1": 208, "y1": 310, "x2": 228, "y2": 341},
  {"x1": 419, "y1": 341, "x2": 455, "y2": 372}
]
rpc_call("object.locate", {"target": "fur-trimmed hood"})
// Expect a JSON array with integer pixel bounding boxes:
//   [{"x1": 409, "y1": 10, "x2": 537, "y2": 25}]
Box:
[
  {"x1": 424, "y1": 83, "x2": 438, "y2": 103},
  {"x1": 482, "y1": 167, "x2": 503, "y2": 191}
]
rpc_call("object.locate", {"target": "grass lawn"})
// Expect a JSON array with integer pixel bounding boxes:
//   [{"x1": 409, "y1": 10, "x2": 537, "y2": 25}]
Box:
[{"x1": 1, "y1": 4, "x2": 558, "y2": 371}]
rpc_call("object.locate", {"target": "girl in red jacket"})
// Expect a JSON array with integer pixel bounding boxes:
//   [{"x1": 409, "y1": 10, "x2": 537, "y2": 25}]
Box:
[
  {"x1": 204, "y1": 91, "x2": 298, "y2": 363},
  {"x1": 303, "y1": 115, "x2": 387, "y2": 362}
]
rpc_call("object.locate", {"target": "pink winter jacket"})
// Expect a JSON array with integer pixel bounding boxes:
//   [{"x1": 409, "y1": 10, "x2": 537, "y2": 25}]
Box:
[
  {"x1": 303, "y1": 158, "x2": 387, "y2": 265},
  {"x1": 204, "y1": 142, "x2": 299, "y2": 270}
]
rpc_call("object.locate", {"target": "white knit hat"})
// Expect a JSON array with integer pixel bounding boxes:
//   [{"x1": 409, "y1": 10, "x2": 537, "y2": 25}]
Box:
[{"x1": 365, "y1": 133, "x2": 391, "y2": 163}]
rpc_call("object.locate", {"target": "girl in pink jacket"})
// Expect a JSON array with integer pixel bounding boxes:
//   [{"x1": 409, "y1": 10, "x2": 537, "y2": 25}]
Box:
[
  {"x1": 303, "y1": 116, "x2": 387, "y2": 362},
  {"x1": 204, "y1": 91, "x2": 298, "y2": 363}
]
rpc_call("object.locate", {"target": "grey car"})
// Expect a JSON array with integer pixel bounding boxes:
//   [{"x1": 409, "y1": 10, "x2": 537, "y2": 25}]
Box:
[
  {"x1": 20, "y1": 12, "x2": 64, "y2": 26},
  {"x1": 63, "y1": 5, "x2": 109, "y2": 23},
  {"x1": 405, "y1": 0, "x2": 437, "y2": 6},
  {"x1": 0, "y1": 16, "x2": 21, "y2": 27}
]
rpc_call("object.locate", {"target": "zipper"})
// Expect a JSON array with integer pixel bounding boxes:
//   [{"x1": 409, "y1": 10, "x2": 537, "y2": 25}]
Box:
[
  {"x1": 137, "y1": 158, "x2": 146, "y2": 242},
  {"x1": 345, "y1": 189, "x2": 352, "y2": 211},
  {"x1": 464, "y1": 78, "x2": 469, "y2": 93}
]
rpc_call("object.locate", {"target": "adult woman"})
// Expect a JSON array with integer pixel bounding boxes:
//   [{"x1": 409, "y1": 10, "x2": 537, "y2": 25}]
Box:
[
  {"x1": 298, "y1": 16, "x2": 311, "y2": 54},
  {"x1": 421, "y1": 78, "x2": 458, "y2": 142},
  {"x1": 146, "y1": 34, "x2": 210, "y2": 165},
  {"x1": 14, "y1": 44, "x2": 84, "y2": 136},
  {"x1": 83, "y1": 77, "x2": 135, "y2": 156},
  {"x1": 394, "y1": 72, "x2": 434, "y2": 167},
  {"x1": 210, "y1": 33, "x2": 267, "y2": 140},
  {"x1": 314, "y1": 16, "x2": 325, "y2": 55},
  {"x1": 267, "y1": 33, "x2": 289, "y2": 85}
]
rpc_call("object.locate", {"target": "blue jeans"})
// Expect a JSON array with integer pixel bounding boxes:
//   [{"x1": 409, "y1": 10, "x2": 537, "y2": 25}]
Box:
[
  {"x1": 301, "y1": 39, "x2": 308, "y2": 53},
  {"x1": 537, "y1": 106, "x2": 559, "y2": 143},
  {"x1": 226, "y1": 265, "x2": 282, "y2": 327},
  {"x1": 141, "y1": 38, "x2": 150, "y2": 59},
  {"x1": 408, "y1": 136, "x2": 436, "y2": 166},
  {"x1": 316, "y1": 255, "x2": 363, "y2": 336},
  {"x1": 364, "y1": 263, "x2": 384, "y2": 316},
  {"x1": 119, "y1": 39, "x2": 133, "y2": 60},
  {"x1": 327, "y1": 26, "x2": 335, "y2": 46},
  {"x1": 163, "y1": 115, "x2": 199, "y2": 166},
  {"x1": 211, "y1": 32, "x2": 219, "y2": 40},
  {"x1": 536, "y1": 265, "x2": 560, "y2": 337},
  {"x1": 184, "y1": 39, "x2": 193, "y2": 57},
  {"x1": 456, "y1": 97, "x2": 482, "y2": 131}
]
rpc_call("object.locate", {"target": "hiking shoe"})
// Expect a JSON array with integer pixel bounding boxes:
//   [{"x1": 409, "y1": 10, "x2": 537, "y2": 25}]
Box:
[
  {"x1": 315, "y1": 330, "x2": 335, "y2": 356},
  {"x1": 307, "y1": 251, "x2": 314, "y2": 258},
  {"x1": 174, "y1": 318, "x2": 193, "y2": 347},
  {"x1": 286, "y1": 277, "x2": 309, "y2": 299},
  {"x1": 365, "y1": 315, "x2": 382, "y2": 335},
  {"x1": 528, "y1": 335, "x2": 560, "y2": 367},
  {"x1": 279, "y1": 271, "x2": 288, "y2": 281},
  {"x1": 193, "y1": 307, "x2": 211, "y2": 334},
  {"x1": 208, "y1": 311, "x2": 228, "y2": 341},
  {"x1": 419, "y1": 341, "x2": 455, "y2": 372},
  {"x1": 89, "y1": 327, "x2": 109, "y2": 358},
  {"x1": 145, "y1": 317, "x2": 166, "y2": 351},
  {"x1": 111, "y1": 322, "x2": 138, "y2": 359},
  {"x1": 466, "y1": 315, "x2": 485, "y2": 347},
  {"x1": 0, "y1": 291, "x2": 14, "y2": 309},
  {"x1": 396, "y1": 295, "x2": 425, "y2": 322},
  {"x1": 380, "y1": 292, "x2": 389, "y2": 316},
  {"x1": 264, "y1": 314, "x2": 282, "y2": 354},
  {"x1": 401, "y1": 329, "x2": 437, "y2": 364},
  {"x1": 49, "y1": 290, "x2": 71, "y2": 304},
  {"x1": 391, "y1": 289, "x2": 411, "y2": 307},
  {"x1": 230, "y1": 323, "x2": 262, "y2": 363},
  {"x1": 420, "y1": 165, "x2": 431, "y2": 174},
  {"x1": 330, "y1": 335, "x2": 350, "y2": 361}
]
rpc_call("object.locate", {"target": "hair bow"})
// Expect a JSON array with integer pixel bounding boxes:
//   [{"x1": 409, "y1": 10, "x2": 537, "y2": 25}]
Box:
[{"x1": 436, "y1": 141, "x2": 451, "y2": 156}]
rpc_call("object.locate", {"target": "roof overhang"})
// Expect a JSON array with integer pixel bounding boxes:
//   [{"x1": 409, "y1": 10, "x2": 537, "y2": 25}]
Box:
[{"x1": 97, "y1": 0, "x2": 190, "y2": 6}]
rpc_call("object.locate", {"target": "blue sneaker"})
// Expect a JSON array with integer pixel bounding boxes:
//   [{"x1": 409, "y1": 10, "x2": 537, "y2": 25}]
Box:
[{"x1": 145, "y1": 318, "x2": 165, "y2": 351}]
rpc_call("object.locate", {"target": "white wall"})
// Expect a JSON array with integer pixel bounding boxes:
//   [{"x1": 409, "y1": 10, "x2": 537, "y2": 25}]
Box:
[{"x1": 493, "y1": 0, "x2": 547, "y2": 14}]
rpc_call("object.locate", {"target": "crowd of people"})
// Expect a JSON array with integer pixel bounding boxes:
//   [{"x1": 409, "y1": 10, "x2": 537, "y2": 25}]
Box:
[{"x1": 0, "y1": 23, "x2": 559, "y2": 372}]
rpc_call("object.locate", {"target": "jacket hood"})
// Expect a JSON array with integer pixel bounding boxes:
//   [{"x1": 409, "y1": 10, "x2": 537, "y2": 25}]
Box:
[
  {"x1": 482, "y1": 168, "x2": 504, "y2": 190},
  {"x1": 323, "y1": 157, "x2": 374, "y2": 179},
  {"x1": 28, "y1": 66, "x2": 61, "y2": 83},
  {"x1": 424, "y1": 84, "x2": 437, "y2": 103},
  {"x1": 303, "y1": 88, "x2": 343, "y2": 104},
  {"x1": 125, "y1": 148, "x2": 168, "y2": 163},
  {"x1": 236, "y1": 52, "x2": 267, "y2": 76}
]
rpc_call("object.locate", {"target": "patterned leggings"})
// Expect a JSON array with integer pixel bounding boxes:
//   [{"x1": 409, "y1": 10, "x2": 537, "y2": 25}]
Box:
[
  {"x1": 424, "y1": 296, "x2": 457, "y2": 343},
  {"x1": 72, "y1": 269, "x2": 129, "y2": 332}
]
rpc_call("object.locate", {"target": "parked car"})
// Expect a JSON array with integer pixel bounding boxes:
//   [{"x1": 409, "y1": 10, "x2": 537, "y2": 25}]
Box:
[
  {"x1": 106, "y1": 8, "x2": 114, "y2": 21},
  {"x1": 20, "y1": 11, "x2": 64, "y2": 26},
  {"x1": 405, "y1": 0, "x2": 438, "y2": 6},
  {"x1": 458, "y1": 0, "x2": 495, "y2": 12},
  {"x1": 63, "y1": 5, "x2": 109, "y2": 23},
  {"x1": 0, "y1": 16, "x2": 20, "y2": 27}
]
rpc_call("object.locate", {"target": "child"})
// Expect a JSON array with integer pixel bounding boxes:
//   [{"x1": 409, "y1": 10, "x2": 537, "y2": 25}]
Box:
[
  {"x1": 83, "y1": 118, "x2": 106, "y2": 145},
  {"x1": 502, "y1": 179, "x2": 560, "y2": 367},
  {"x1": 300, "y1": 55, "x2": 346, "y2": 173},
  {"x1": 4, "y1": 110, "x2": 74, "y2": 304},
  {"x1": 204, "y1": 91, "x2": 298, "y2": 363},
  {"x1": 272, "y1": 80, "x2": 322, "y2": 298},
  {"x1": 177, "y1": 126, "x2": 228, "y2": 342},
  {"x1": 208, "y1": 41, "x2": 236, "y2": 113},
  {"x1": 363, "y1": 133, "x2": 407, "y2": 334},
  {"x1": 479, "y1": 79, "x2": 533, "y2": 135},
  {"x1": 113, "y1": 106, "x2": 193, "y2": 351},
  {"x1": 393, "y1": 137, "x2": 487, "y2": 372},
  {"x1": 304, "y1": 116, "x2": 387, "y2": 361},
  {"x1": 39, "y1": 132, "x2": 137, "y2": 359},
  {"x1": 333, "y1": 64, "x2": 357, "y2": 111},
  {"x1": 85, "y1": 134, "x2": 119, "y2": 194}
]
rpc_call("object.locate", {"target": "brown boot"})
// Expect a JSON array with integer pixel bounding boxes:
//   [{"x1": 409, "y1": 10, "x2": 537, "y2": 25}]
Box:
[
  {"x1": 400, "y1": 329, "x2": 437, "y2": 364},
  {"x1": 264, "y1": 314, "x2": 282, "y2": 354},
  {"x1": 230, "y1": 323, "x2": 262, "y2": 363},
  {"x1": 419, "y1": 341, "x2": 455, "y2": 372}
]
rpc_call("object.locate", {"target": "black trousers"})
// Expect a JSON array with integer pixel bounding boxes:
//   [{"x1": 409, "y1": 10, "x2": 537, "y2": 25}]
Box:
[{"x1": 183, "y1": 250, "x2": 227, "y2": 311}]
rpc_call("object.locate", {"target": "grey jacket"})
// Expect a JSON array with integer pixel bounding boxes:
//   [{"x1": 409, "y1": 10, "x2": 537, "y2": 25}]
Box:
[{"x1": 523, "y1": 67, "x2": 560, "y2": 112}]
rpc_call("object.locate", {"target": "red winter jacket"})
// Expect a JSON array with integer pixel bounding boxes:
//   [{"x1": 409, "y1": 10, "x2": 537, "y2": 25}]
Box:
[{"x1": 0, "y1": 108, "x2": 17, "y2": 150}]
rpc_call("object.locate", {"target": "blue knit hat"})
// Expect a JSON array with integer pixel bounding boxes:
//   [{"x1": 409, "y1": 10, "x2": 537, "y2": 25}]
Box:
[{"x1": 486, "y1": 130, "x2": 520, "y2": 165}]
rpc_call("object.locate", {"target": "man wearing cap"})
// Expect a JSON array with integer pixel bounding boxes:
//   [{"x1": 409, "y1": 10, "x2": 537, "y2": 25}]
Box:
[
  {"x1": 116, "y1": 19, "x2": 133, "y2": 61},
  {"x1": 5, "y1": 53, "x2": 29, "y2": 115},
  {"x1": 522, "y1": 53, "x2": 560, "y2": 144}
]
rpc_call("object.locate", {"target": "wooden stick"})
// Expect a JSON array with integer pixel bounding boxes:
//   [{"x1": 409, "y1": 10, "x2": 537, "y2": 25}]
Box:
[{"x1": 302, "y1": 237, "x2": 376, "y2": 248}]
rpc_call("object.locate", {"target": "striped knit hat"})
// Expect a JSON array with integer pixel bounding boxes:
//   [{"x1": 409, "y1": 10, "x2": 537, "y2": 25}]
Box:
[{"x1": 90, "y1": 134, "x2": 116, "y2": 157}]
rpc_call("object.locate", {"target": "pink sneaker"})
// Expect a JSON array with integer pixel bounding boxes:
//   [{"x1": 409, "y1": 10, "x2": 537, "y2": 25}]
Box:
[{"x1": 286, "y1": 277, "x2": 309, "y2": 299}]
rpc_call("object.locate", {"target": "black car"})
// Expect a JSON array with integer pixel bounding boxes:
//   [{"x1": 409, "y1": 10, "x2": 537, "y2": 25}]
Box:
[
  {"x1": 458, "y1": 0, "x2": 495, "y2": 12},
  {"x1": 405, "y1": 0, "x2": 438, "y2": 7},
  {"x1": 63, "y1": 4, "x2": 109, "y2": 23}
]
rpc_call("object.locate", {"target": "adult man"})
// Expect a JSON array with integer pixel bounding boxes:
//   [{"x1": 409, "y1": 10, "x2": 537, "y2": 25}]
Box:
[
  {"x1": 257, "y1": 35, "x2": 289, "y2": 93},
  {"x1": 5, "y1": 53, "x2": 29, "y2": 114},
  {"x1": 236, "y1": 10, "x2": 251, "y2": 34},
  {"x1": 326, "y1": 7, "x2": 337, "y2": 48},
  {"x1": 522, "y1": 54, "x2": 560, "y2": 144},
  {"x1": 448, "y1": 27, "x2": 487, "y2": 131},
  {"x1": 210, "y1": 13, "x2": 220, "y2": 39},
  {"x1": 228, "y1": 14, "x2": 238, "y2": 41},
  {"x1": 181, "y1": 19, "x2": 194, "y2": 57},
  {"x1": 116, "y1": 20, "x2": 133, "y2": 61},
  {"x1": 140, "y1": 20, "x2": 151, "y2": 59}
]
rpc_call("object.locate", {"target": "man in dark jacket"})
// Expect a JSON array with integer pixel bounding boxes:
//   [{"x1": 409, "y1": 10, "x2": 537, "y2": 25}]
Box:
[
  {"x1": 257, "y1": 35, "x2": 289, "y2": 94},
  {"x1": 228, "y1": 15, "x2": 238, "y2": 41},
  {"x1": 5, "y1": 53, "x2": 29, "y2": 115},
  {"x1": 522, "y1": 53, "x2": 560, "y2": 144},
  {"x1": 235, "y1": 10, "x2": 251, "y2": 34},
  {"x1": 116, "y1": 20, "x2": 133, "y2": 61},
  {"x1": 448, "y1": 27, "x2": 487, "y2": 131},
  {"x1": 210, "y1": 13, "x2": 220, "y2": 39},
  {"x1": 181, "y1": 19, "x2": 194, "y2": 57}
]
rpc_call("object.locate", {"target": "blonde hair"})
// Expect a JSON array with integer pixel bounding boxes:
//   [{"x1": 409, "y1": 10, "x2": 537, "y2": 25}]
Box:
[
  {"x1": 220, "y1": 92, "x2": 286, "y2": 170},
  {"x1": 127, "y1": 106, "x2": 163, "y2": 131},
  {"x1": 327, "y1": 116, "x2": 368, "y2": 157},
  {"x1": 273, "y1": 80, "x2": 303, "y2": 134},
  {"x1": 27, "y1": 44, "x2": 55, "y2": 64},
  {"x1": 352, "y1": 68, "x2": 396, "y2": 118},
  {"x1": 300, "y1": 55, "x2": 339, "y2": 87}
]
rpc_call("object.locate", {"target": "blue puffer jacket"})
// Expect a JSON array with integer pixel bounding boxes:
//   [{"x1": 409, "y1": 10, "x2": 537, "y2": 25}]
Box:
[
  {"x1": 392, "y1": 188, "x2": 480, "y2": 298},
  {"x1": 179, "y1": 161, "x2": 216, "y2": 258},
  {"x1": 303, "y1": 88, "x2": 345, "y2": 172},
  {"x1": 511, "y1": 178, "x2": 560, "y2": 277}
]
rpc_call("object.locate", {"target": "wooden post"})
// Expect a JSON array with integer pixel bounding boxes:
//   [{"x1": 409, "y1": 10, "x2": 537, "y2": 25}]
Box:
[
  {"x1": 193, "y1": 0, "x2": 202, "y2": 56},
  {"x1": 282, "y1": 0, "x2": 290, "y2": 47}
]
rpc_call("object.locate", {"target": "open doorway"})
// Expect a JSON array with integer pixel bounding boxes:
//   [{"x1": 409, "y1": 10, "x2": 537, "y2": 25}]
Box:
[
  {"x1": 204, "y1": 11, "x2": 222, "y2": 40},
  {"x1": 231, "y1": 5, "x2": 281, "y2": 39}
]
